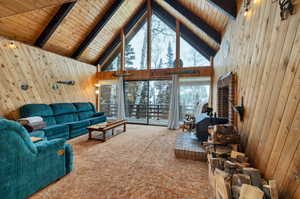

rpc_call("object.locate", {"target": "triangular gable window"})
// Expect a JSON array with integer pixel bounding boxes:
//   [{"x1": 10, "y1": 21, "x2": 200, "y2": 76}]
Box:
[
  {"x1": 180, "y1": 37, "x2": 210, "y2": 67},
  {"x1": 125, "y1": 20, "x2": 148, "y2": 70},
  {"x1": 151, "y1": 14, "x2": 176, "y2": 69},
  {"x1": 102, "y1": 52, "x2": 121, "y2": 71}
]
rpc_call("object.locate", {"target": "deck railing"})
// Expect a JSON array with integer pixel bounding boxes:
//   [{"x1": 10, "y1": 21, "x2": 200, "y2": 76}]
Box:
[{"x1": 100, "y1": 103, "x2": 195, "y2": 121}]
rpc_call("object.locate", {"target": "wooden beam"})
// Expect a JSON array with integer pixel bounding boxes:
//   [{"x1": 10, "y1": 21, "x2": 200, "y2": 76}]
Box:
[
  {"x1": 147, "y1": 0, "x2": 152, "y2": 70},
  {"x1": 34, "y1": 1, "x2": 76, "y2": 48},
  {"x1": 206, "y1": 0, "x2": 237, "y2": 19},
  {"x1": 71, "y1": 0, "x2": 124, "y2": 59},
  {"x1": 176, "y1": 20, "x2": 180, "y2": 68},
  {"x1": 95, "y1": 2, "x2": 147, "y2": 66},
  {"x1": 164, "y1": 0, "x2": 221, "y2": 44},
  {"x1": 152, "y1": 1, "x2": 216, "y2": 59},
  {"x1": 97, "y1": 66, "x2": 212, "y2": 80},
  {"x1": 120, "y1": 29, "x2": 125, "y2": 71}
]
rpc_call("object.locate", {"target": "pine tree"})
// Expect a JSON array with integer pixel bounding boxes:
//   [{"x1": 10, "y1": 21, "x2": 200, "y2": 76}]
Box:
[
  {"x1": 125, "y1": 43, "x2": 135, "y2": 67},
  {"x1": 166, "y1": 41, "x2": 174, "y2": 67}
]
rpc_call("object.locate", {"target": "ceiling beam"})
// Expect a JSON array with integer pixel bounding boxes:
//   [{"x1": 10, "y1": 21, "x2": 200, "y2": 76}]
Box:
[
  {"x1": 163, "y1": 0, "x2": 221, "y2": 44},
  {"x1": 152, "y1": 1, "x2": 216, "y2": 59},
  {"x1": 95, "y1": 2, "x2": 147, "y2": 66},
  {"x1": 206, "y1": 0, "x2": 237, "y2": 19},
  {"x1": 71, "y1": 0, "x2": 124, "y2": 59},
  {"x1": 34, "y1": 1, "x2": 76, "y2": 48}
]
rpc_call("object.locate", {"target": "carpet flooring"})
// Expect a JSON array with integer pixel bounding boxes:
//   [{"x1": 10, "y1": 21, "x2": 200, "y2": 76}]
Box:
[{"x1": 30, "y1": 125, "x2": 210, "y2": 199}]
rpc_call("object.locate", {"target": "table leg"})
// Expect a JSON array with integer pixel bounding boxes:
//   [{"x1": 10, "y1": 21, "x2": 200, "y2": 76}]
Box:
[
  {"x1": 124, "y1": 123, "x2": 126, "y2": 132},
  {"x1": 103, "y1": 130, "x2": 106, "y2": 141},
  {"x1": 88, "y1": 129, "x2": 92, "y2": 139},
  {"x1": 112, "y1": 128, "x2": 114, "y2": 136}
]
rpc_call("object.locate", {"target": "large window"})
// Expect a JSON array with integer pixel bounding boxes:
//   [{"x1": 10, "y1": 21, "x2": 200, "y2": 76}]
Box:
[
  {"x1": 179, "y1": 77, "x2": 210, "y2": 120},
  {"x1": 151, "y1": 14, "x2": 176, "y2": 69},
  {"x1": 125, "y1": 21, "x2": 148, "y2": 70},
  {"x1": 99, "y1": 82, "x2": 118, "y2": 118},
  {"x1": 102, "y1": 52, "x2": 120, "y2": 71},
  {"x1": 180, "y1": 37, "x2": 210, "y2": 67}
]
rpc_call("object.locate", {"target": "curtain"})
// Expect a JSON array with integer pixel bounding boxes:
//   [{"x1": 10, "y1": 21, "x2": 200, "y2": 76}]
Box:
[
  {"x1": 117, "y1": 77, "x2": 126, "y2": 120},
  {"x1": 168, "y1": 75, "x2": 180, "y2": 130}
]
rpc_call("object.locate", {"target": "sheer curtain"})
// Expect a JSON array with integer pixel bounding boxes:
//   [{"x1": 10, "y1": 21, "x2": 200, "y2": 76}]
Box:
[
  {"x1": 117, "y1": 77, "x2": 126, "y2": 120},
  {"x1": 168, "y1": 75, "x2": 180, "y2": 130}
]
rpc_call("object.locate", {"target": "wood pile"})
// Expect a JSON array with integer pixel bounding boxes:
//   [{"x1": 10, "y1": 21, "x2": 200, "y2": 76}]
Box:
[{"x1": 204, "y1": 124, "x2": 278, "y2": 199}]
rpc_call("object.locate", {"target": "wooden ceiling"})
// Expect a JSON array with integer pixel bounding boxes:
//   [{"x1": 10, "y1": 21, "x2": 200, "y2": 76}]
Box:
[
  {"x1": 0, "y1": 0, "x2": 231, "y2": 65},
  {"x1": 0, "y1": 0, "x2": 76, "y2": 18}
]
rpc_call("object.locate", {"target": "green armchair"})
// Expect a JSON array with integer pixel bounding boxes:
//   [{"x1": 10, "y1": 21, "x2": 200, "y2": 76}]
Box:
[{"x1": 0, "y1": 118, "x2": 74, "y2": 199}]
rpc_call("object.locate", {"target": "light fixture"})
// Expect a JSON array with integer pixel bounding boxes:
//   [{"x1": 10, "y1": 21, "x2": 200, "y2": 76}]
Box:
[
  {"x1": 95, "y1": 90, "x2": 99, "y2": 95},
  {"x1": 56, "y1": 80, "x2": 75, "y2": 85},
  {"x1": 244, "y1": 0, "x2": 250, "y2": 16},
  {"x1": 6, "y1": 41, "x2": 17, "y2": 49}
]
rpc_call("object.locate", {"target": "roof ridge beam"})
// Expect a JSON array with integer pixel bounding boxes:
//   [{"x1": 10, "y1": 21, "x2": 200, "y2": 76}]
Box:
[
  {"x1": 34, "y1": 1, "x2": 76, "y2": 48},
  {"x1": 71, "y1": 0, "x2": 124, "y2": 59},
  {"x1": 163, "y1": 0, "x2": 221, "y2": 44}
]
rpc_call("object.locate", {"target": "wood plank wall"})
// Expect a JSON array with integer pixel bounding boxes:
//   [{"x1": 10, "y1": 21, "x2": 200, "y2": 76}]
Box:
[
  {"x1": 213, "y1": 0, "x2": 300, "y2": 198},
  {"x1": 0, "y1": 36, "x2": 97, "y2": 119}
]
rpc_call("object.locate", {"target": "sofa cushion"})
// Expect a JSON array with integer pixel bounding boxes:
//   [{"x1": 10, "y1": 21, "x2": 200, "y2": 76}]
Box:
[
  {"x1": 20, "y1": 104, "x2": 56, "y2": 126},
  {"x1": 50, "y1": 103, "x2": 77, "y2": 115},
  {"x1": 73, "y1": 102, "x2": 94, "y2": 112},
  {"x1": 42, "y1": 124, "x2": 69, "y2": 140},
  {"x1": 69, "y1": 128, "x2": 88, "y2": 139},
  {"x1": 78, "y1": 111, "x2": 94, "y2": 120},
  {"x1": 87, "y1": 116, "x2": 107, "y2": 125},
  {"x1": 30, "y1": 130, "x2": 45, "y2": 138},
  {"x1": 93, "y1": 112, "x2": 105, "y2": 117},
  {"x1": 55, "y1": 113, "x2": 78, "y2": 124},
  {"x1": 66, "y1": 120, "x2": 90, "y2": 130}
]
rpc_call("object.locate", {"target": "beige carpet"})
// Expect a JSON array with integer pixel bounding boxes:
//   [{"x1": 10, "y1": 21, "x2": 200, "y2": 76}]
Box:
[{"x1": 30, "y1": 125, "x2": 210, "y2": 199}]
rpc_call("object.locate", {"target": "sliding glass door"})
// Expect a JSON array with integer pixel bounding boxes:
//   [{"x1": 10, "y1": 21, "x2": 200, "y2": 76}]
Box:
[{"x1": 124, "y1": 80, "x2": 171, "y2": 125}]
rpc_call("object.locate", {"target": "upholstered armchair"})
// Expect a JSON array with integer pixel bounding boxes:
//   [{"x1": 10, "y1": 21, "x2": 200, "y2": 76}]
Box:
[{"x1": 0, "y1": 118, "x2": 74, "y2": 199}]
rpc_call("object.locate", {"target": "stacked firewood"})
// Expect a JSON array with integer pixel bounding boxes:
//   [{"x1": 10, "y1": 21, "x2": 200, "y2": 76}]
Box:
[{"x1": 204, "y1": 124, "x2": 278, "y2": 199}]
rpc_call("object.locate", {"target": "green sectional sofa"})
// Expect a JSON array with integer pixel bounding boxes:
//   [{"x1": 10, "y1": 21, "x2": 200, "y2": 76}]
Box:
[
  {"x1": 0, "y1": 118, "x2": 73, "y2": 199},
  {"x1": 20, "y1": 102, "x2": 106, "y2": 140}
]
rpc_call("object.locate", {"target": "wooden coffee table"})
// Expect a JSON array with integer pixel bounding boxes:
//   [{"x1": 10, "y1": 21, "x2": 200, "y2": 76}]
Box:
[{"x1": 87, "y1": 120, "x2": 126, "y2": 142}]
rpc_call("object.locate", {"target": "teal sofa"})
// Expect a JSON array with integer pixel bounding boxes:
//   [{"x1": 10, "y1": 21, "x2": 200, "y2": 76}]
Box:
[
  {"x1": 0, "y1": 118, "x2": 73, "y2": 199},
  {"x1": 20, "y1": 102, "x2": 106, "y2": 140}
]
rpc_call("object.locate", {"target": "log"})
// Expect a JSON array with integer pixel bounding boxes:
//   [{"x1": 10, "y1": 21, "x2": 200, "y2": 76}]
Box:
[
  {"x1": 239, "y1": 184, "x2": 264, "y2": 199},
  {"x1": 232, "y1": 185, "x2": 241, "y2": 199},
  {"x1": 232, "y1": 174, "x2": 251, "y2": 186},
  {"x1": 242, "y1": 167, "x2": 263, "y2": 188},
  {"x1": 215, "y1": 169, "x2": 232, "y2": 199},
  {"x1": 269, "y1": 180, "x2": 279, "y2": 199}
]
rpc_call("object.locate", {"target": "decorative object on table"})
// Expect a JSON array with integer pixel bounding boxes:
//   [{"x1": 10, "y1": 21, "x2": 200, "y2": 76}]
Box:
[
  {"x1": 56, "y1": 80, "x2": 75, "y2": 85},
  {"x1": 243, "y1": 0, "x2": 250, "y2": 16},
  {"x1": 182, "y1": 114, "x2": 195, "y2": 132}
]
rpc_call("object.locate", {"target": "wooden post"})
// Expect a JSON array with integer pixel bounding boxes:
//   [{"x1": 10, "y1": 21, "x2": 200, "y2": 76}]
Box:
[
  {"x1": 210, "y1": 56, "x2": 214, "y2": 108},
  {"x1": 176, "y1": 20, "x2": 180, "y2": 68},
  {"x1": 147, "y1": 0, "x2": 152, "y2": 70},
  {"x1": 120, "y1": 29, "x2": 125, "y2": 71}
]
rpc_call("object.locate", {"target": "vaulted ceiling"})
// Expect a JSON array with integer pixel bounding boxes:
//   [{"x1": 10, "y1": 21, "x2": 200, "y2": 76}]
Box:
[{"x1": 0, "y1": 0, "x2": 234, "y2": 66}]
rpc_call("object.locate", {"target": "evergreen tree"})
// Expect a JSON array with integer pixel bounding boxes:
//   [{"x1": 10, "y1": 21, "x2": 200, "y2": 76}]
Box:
[
  {"x1": 125, "y1": 43, "x2": 135, "y2": 67},
  {"x1": 166, "y1": 41, "x2": 174, "y2": 67}
]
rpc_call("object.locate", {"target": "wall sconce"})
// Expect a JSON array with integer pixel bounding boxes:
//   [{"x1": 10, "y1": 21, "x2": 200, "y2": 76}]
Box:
[
  {"x1": 5, "y1": 41, "x2": 17, "y2": 49},
  {"x1": 233, "y1": 96, "x2": 245, "y2": 122},
  {"x1": 56, "y1": 80, "x2": 75, "y2": 85},
  {"x1": 244, "y1": 0, "x2": 251, "y2": 16},
  {"x1": 278, "y1": 0, "x2": 294, "y2": 20},
  {"x1": 95, "y1": 90, "x2": 100, "y2": 95}
]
